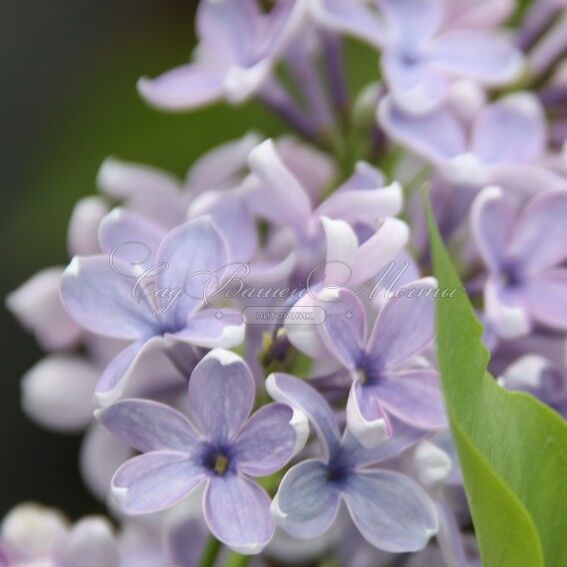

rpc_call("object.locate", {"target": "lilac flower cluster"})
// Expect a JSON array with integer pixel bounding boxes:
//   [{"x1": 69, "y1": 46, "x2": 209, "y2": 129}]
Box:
[{"x1": 5, "y1": 0, "x2": 566, "y2": 565}]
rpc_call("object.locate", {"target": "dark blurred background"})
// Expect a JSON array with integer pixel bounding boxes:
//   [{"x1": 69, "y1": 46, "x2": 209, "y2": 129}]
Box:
[{"x1": 0, "y1": 0, "x2": 287, "y2": 517}]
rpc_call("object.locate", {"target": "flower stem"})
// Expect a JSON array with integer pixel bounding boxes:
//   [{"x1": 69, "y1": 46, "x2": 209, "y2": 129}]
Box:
[
  {"x1": 197, "y1": 535, "x2": 222, "y2": 567},
  {"x1": 225, "y1": 551, "x2": 253, "y2": 567}
]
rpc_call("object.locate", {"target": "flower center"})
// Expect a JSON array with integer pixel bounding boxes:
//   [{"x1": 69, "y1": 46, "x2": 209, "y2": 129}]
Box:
[
  {"x1": 357, "y1": 368, "x2": 369, "y2": 385},
  {"x1": 202, "y1": 446, "x2": 232, "y2": 476},
  {"x1": 502, "y1": 263, "x2": 523, "y2": 288},
  {"x1": 213, "y1": 454, "x2": 229, "y2": 475}
]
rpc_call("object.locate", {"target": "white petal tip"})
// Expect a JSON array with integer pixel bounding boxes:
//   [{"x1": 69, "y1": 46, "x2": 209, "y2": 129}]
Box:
[
  {"x1": 206, "y1": 348, "x2": 243, "y2": 367},
  {"x1": 414, "y1": 441, "x2": 452, "y2": 490},
  {"x1": 289, "y1": 409, "x2": 309, "y2": 456},
  {"x1": 65, "y1": 257, "x2": 81, "y2": 277}
]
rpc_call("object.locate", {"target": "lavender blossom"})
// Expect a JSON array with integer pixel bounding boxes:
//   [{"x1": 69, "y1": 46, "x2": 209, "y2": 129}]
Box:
[
  {"x1": 267, "y1": 373, "x2": 438, "y2": 552},
  {"x1": 137, "y1": 0, "x2": 307, "y2": 110},
  {"x1": 315, "y1": 279, "x2": 447, "y2": 447},
  {"x1": 379, "y1": 92, "x2": 567, "y2": 195},
  {"x1": 315, "y1": 0, "x2": 522, "y2": 114},
  {"x1": 471, "y1": 187, "x2": 567, "y2": 338},
  {"x1": 61, "y1": 216, "x2": 244, "y2": 405},
  {"x1": 99, "y1": 349, "x2": 307, "y2": 554},
  {"x1": 0, "y1": 504, "x2": 119, "y2": 567}
]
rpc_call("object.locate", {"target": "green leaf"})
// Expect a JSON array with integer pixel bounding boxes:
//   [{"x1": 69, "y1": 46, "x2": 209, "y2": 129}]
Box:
[{"x1": 427, "y1": 200, "x2": 567, "y2": 567}]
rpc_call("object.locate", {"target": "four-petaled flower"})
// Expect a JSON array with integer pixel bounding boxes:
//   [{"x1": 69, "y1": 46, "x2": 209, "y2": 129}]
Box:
[
  {"x1": 472, "y1": 187, "x2": 567, "y2": 338},
  {"x1": 98, "y1": 349, "x2": 306, "y2": 554},
  {"x1": 267, "y1": 373, "x2": 438, "y2": 552},
  {"x1": 315, "y1": 0, "x2": 522, "y2": 114},
  {"x1": 61, "y1": 217, "x2": 245, "y2": 405},
  {"x1": 318, "y1": 279, "x2": 447, "y2": 447}
]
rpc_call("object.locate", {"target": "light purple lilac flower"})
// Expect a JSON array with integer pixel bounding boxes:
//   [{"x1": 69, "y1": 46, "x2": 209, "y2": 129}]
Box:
[
  {"x1": 267, "y1": 373, "x2": 438, "y2": 552},
  {"x1": 61, "y1": 216, "x2": 245, "y2": 405},
  {"x1": 137, "y1": 0, "x2": 306, "y2": 110},
  {"x1": 498, "y1": 354, "x2": 567, "y2": 419},
  {"x1": 471, "y1": 187, "x2": 567, "y2": 338},
  {"x1": 0, "y1": 504, "x2": 119, "y2": 567},
  {"x1": 379, "y1": 92, "x2": 567, "y2": 196},
  {"x1": 99, "y1": 135, "x2": 261, "y2": 264},
  {"x1": 283, "y1": 214, "x2": 410, "y2": 362},
  {"x1": 243, "y1": 139, "x2": 404, "y2": 282},
  {"x1": 99, "y1": 349, "x2": 306, "y2": 554},
  {"x1": 314, "y1": 0, "x2": 522, "y2": 114},
  {"x1": 317, "y1": 279, "x2": 447, "y2": 447}
]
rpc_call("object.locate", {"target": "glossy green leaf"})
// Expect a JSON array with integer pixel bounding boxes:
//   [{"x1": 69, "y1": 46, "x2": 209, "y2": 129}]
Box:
[{"x1": 427, "y1": 201, "x2": 567, "y2": 567}]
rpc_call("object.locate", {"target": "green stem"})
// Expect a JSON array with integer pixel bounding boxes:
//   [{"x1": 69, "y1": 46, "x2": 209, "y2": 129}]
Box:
[
  {"x1": 197, "y1": 536, "x2": 223, "y2": 567},
  {"x1": 225, "y1": 551, "x2": 253, "y2": 567}
]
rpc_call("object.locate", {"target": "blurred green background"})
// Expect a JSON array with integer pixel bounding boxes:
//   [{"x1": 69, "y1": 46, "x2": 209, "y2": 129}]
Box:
[{"x1": 0, "y1": 0, "x2": 375, "y2": 517}]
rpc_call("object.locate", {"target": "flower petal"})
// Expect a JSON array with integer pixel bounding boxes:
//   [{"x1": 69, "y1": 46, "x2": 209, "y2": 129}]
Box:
[
  {"x1": 490, "y1": 163, "x2": 567, "y2": 197},
  {"x1": 185, "y1": 132, "x2": 261, "y2": 195},
  {"x1": 351, "y1": 218, "x2": 409, "y2": 288},
  {"x1": 471, "y1": 93, "x2": 545, "y2": 165},
  {"x1": 96, "y1": 157, "x2": 183, "y2": 229},
  {"x1": 98, "y1": 208, "x2": 165, "y2": 274},
  {"x1": 266, "y1": 373, "x2": 341, "y2": 457},
  {"x1": 171, "y1": 308, "x2": 244, "y2": 349},
  {"x1": 446, "y1": 0, "x2": 514, "y2": 27},
  {"x1": 137, "y1": 63, "x2": 227, "y2": 111},
  {"x1": 317, "y1": 165, "x2": 403, "y2": 226},
  {"x1": 318, "y1": 289, "x2": 366, "y2": 371},
  {"x1": 347, "y1": 380, "x2": 391, "y2": 449},
  {"x1": 95, "y1": 336, "x2": 191, "y2": 407},
  {"x1": 272, "y1": 459, "x2": 340, "y2": 539},
  {"x1": 6, "y1": 267, "x2": 81, "y2": 351},
  {"x1": 510, "y1": 191, "x2": 567, "y2": 274},
  {"x1": 245, "y1": 139, "x2": 312, "y2": 232},
  {"x1": 196, "y1": 0, "x2": 260, "y2": 63},
  {"x1": 378, "y1": 96, "x2": 466, "y2": 164},
  {"x1": 313, "y1": 0, "x2": 385, "y2": 48},
  {"x1": 156, "y1": 216, "x2": 228, "y2": 324},
  {"x1": 382, "y1": 53, "x2": 448, "y2": 115},
  {"x1": 343, "y1": 470, "x2": 437, "y2": 552},
  {"x1": 98, "y1": 399, "x2": 200, "y2": 453},
  {"x1": 188, "y1": 192, "x2": 257, "y2": 263},
  {"x1": 60, "y1": 256, "x2": 156, "y2": 340},
  {"x1": 233, "y1": 403, "x2": 298, "y2": 476},
  {"x1": 484, "y1": 276, "x2": 531, "y2": 339},
  {"x1": 470, "y1": 186, "x2": 514, "y2": 272},
  {"x1": 429, "y1": 30, "x2": 523, "y2": 85},
  {"x1": 321, "y1": 216, "x2": 359, "y2": 288},
  {"x1": 188, "y1": 349, "x2": 255, "y2": 443},
  {"x1": 80, "y1": 423, "x2": 132, "y2": 501},
  {"x1": 342, "y1": 419, "x2": 426, "y2": 468},
  {"x1": 277, "y1": 136, "x2": 337, "y2": 204},
  {"x1": 59, "y1": 518, "x2": 119, "y2": 567},
  {"x1": 379, "y1": 0, "x2": 443, "y2": 49},
  {"x1": 112, "y1": 451, "x2": 206, "y2": 514},
  {"x1": 375, "y1": 370, "x2": 447, "y2": 430},
  {"x1": 21, "y1": 355, "x2": 98, "y2": 432},
  {"x1": 204, "y1": 475, "x2": 273, "y2": 554},
  {"x1": 366, "y1": 278, "x2": 437, "y2": 371},
  {"x1": 67, "y1": 196, "x2": 108, "y2": 256},
  {"x1": 522, "y1": 270, "x2": 567, "y2": 331}
]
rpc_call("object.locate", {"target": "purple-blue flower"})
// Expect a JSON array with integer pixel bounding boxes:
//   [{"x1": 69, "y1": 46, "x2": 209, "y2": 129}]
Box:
[
  {"x1": 379, "y1": 92, "x2": 566, "y2": 195},
  {"x1": 472, "y1": 186, "x2": 567, "y2": 337},
  {"x1": 137, "y1": 0, "x2": 306, "y2": 110},
  {"x1": 267, "y1": 373, "x2": 438, "y2": 552},
  {"x1": 317, "y1": 280, "x2": 447, "y2": 447},
  {"x1": 61, "y1": 216, "x2": 245, "y2": 405},
  {"x1": 99, "y1": 349, "x2": 306, "y2": 554},
  {"x1": 315, "y1": 0, "x2": 522, "y2": 114}
]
